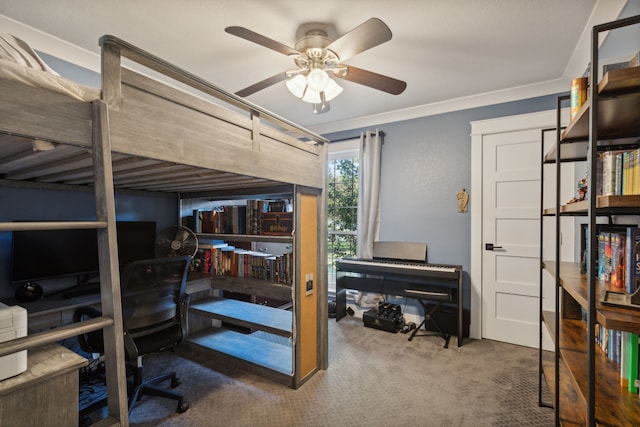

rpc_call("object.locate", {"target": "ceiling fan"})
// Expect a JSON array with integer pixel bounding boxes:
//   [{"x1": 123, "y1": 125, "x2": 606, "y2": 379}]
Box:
[{"x1": 225, "y1": 18, "x2": 407, "y2": 113}]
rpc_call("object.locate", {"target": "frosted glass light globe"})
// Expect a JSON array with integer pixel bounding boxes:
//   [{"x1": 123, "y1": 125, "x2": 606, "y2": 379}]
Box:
[
  {"x1": 285, "y1": 74, "x2": 306, "y2": 98},
  {"x1": 306, "y1": 69, "x2": 330, "y2": 92}
]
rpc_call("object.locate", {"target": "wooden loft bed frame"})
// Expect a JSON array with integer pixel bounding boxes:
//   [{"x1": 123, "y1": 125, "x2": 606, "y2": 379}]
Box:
[
  {"x1": 0, "y1": 35, "x2": 327, "y2": 192},
  {"x1": 0, "y1": 35, "x2": 328, "y2": 426}
]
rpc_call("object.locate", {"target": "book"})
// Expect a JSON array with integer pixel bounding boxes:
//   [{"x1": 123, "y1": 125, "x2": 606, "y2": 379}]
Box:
[
  {"x1": 615, "y1": 151, "x2": 624, "y2": 195},
  {"x1": 620, "y1": 331, "x2": 629, "y2": 387},
  {"x1": 598, "y1": 231, "x2": 612, "y2": 282},
  {"x1": 570, "y1": 77, "x2": 588, "y2": 120},
  {"x1": 635, "y1": 148, "x2": 640, "y2": 195},
  {"x1": 260, "y1": 212, "x2": 293, "y2": 236},
  {"x1": 610, "y1": 232, "x2": 626, "y2": 291},
  {"x1": 601, "y1": 151, "x2": 616, "y2": 196},
  {"x1": 623, "y1": 151, "x2": 630, "y2": 195},
  {"x1": 626, "y1": 227, "x2": 640, "y2": 294},
  {"x1": 628, "y1": 333, "x2": 638, "y2": 393}
]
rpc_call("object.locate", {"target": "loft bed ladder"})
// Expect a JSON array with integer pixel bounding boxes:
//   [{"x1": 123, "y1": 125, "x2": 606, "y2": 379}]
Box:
[{"x1": 0, "y1": 100, "x2": 130, "y2": 425}]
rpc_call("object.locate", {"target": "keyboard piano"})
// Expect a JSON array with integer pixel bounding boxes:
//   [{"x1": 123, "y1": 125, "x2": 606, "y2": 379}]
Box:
[
  {"x1": 334, "y1": 241, "x2": 466, "y2": 346},
  {"x1": 335, "y1": 258, "x2": 459, "y2": 280}
]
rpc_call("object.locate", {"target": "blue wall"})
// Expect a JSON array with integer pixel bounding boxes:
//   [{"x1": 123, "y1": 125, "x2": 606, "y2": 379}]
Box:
[
  {"x1": 0, "y1": 47, "x2": 177, "y2": 299},
  {"x1": 323, "y1": 93, "x2": 563, "y2": 315},
  {"x1": 321, "y1": 1, "x2": 639, "y2": 322}
]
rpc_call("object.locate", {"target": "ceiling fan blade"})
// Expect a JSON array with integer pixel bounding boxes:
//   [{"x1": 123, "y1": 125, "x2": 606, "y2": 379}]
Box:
[
  {"x1": 335, "y1": 65, "x2": 407, "y2": 95},
  {"x1": 326, "y1": 18, "x2": 392, "y2": 62},
  {"x1": 225, "y1": 26, "x2": 299, "y2": 57},
  {"x1": 235, "y1": 71, "x2": 290, "y2": 97}
]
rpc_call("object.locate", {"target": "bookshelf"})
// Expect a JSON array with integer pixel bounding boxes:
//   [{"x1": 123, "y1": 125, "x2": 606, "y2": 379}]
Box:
[
  {"x1": 180, "y1": 187, "x2": 322, "y2": 389},
  {"x1": 540, "y1": 15, "x2": 640, "y2": 426}
]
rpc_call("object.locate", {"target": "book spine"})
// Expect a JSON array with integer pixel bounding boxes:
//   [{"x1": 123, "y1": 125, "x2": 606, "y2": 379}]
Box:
[
  {"x1": 598, "y1": 232, "x2": 612, "y2": 282},
  {"x1": 628, "y1": 333, "x2": 639, "y2": 393},
  {"x1": 631, "y1": 150, "x2": 636, "y2": 195},
  {"x1": 621, "y1": 331, "x2": 629, "y2": 387},
  {"x1": 626, "y1": 228, "x2": 640, "y2": 294},
  {"x1": 570, "y1": 77, "x2": 588, "y2": 120},
  {"x1": 601, "y1": 151, "x2": 615, "y2": 196},
  {"x1": 610, "y1": 232, "x2": 625, "y2": 291},
  {"x1": 635, "y1": 148, "x2": 640, "y2": 195},
  {"x1": 615, "y1": 152, "x2": 624, "y2": 195}
]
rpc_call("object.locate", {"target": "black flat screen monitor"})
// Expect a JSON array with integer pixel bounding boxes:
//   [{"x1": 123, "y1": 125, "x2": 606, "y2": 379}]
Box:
[{"x1": 10, "y1": 221, "x2": 156, "y2": 284}]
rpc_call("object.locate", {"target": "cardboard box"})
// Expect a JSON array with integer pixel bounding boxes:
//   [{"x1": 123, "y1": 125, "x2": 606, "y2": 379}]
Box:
[
  {"x1": 0, "y1": 302, "x2": 27, "y2": 381},
  {"x1": 260, "y1": 212, "x2": 293, "y2": 236}
]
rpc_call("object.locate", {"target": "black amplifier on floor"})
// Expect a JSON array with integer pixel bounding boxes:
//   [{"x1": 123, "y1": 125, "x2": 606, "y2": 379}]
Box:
[{"x1": 363, "y1": 302, "x2": 403, "y2": 333}]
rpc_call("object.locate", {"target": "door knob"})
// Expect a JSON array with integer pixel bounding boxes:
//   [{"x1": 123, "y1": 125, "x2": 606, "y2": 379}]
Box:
[{"x1": 485, "y1": 243, "x2": 503, "y2": 251}]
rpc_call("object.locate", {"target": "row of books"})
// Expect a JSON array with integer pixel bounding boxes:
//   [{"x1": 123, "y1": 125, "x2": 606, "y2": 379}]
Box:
[
  {"x1": 594, "y1": 324, "x2": 639, "y2": 393},
  {"x1": 192, "y1": 241, "x2": 293, "y2": 285},
  {"x1": 600, "y1": 149, "x2": 640, "y2": 197},
  {"x1": 185, "y1": 199, "x2": 292, "y2": 235},
  {"x1": 596, "y1": 227, "x2": 640, "y2": 293}
]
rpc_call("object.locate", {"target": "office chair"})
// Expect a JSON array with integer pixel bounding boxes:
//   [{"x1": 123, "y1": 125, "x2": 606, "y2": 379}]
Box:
[{"x1": 75, "y1": 255, "x2": 192, "y2": 422}]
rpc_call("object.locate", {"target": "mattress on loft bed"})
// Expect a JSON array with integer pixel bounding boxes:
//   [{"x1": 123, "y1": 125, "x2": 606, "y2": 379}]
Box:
[{"x1": 0, "y1": 33, "x2": 100, "y2": 102}]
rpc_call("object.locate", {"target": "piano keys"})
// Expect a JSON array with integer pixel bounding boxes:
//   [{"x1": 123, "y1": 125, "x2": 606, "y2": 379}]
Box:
[{"x1": 335, "y1": 257, "x2": 459, "y2": 280}]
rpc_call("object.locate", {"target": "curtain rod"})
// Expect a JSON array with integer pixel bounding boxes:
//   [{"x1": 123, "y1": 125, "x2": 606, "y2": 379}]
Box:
[{"x1": 329, "y1": 130, "x2": 385, "y2": 143}]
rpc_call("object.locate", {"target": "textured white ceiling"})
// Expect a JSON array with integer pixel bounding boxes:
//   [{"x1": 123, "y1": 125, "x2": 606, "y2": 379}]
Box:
[{"x1": 0, "y1": 0, "x2": 630, "y2": 134}]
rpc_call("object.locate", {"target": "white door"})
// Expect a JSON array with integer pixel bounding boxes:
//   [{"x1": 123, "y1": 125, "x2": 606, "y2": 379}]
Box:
[{"x1": 482, "y1": 128, "x2": 542, "y2": 347}]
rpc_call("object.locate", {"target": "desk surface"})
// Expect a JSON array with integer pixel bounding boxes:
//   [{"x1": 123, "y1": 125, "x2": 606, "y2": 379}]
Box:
[
  {"x1": 0, "y1": 343, "x2": 87, "y2": 396},
  {"x1": 1, "y1": 272, "x2": 214, "y2": 317}
]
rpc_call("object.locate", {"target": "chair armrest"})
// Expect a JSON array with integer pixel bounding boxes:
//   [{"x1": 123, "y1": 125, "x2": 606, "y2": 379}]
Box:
[{"x1": 178, "y1": 293, "x2": 191, "y2": 340}]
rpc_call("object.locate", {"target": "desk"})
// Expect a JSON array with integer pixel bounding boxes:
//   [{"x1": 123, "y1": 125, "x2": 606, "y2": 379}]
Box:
[
  {"x1": 0, "y1": 343, "x2": 87, "y2": 427},
  {"x1": 1, "y1": 273, "x2": 215, "y2": 332}
]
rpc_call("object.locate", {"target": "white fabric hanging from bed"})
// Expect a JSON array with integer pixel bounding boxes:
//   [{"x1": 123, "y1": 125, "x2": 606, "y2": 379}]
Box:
[{"x1": 0, "y1": 33, "x2": 100, "y2": 102}]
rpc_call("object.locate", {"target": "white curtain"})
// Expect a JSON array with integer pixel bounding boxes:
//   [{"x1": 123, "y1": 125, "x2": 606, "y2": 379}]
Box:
[
  {"x1": 356, "y1": 129, "x2": 382, "y2": 259},
  {"x1": 355, "y1": 130, "x2": 383, "y2": 307}
]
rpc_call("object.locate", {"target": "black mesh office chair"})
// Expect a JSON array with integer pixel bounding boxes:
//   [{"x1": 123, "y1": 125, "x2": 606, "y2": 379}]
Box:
[{"x1": 75, "y1": 255, "x2": 191, "y2": 421}]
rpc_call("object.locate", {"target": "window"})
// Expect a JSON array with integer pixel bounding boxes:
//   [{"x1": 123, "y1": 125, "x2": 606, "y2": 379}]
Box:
[{"x1": 327, "y1": 139, "x2": 359, "y2": 290}]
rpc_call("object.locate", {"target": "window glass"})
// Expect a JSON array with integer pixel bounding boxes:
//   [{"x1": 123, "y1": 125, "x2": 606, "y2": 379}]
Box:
[{"x1": 327, "y1": 140, "x2": 359, "y2": 289}]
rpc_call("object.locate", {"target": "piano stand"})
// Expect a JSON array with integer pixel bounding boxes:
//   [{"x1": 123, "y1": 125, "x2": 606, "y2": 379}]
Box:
[
  {"x1": 335, "y1": 247, "x2": 466, "y2": 346},
  {"x1": 405, "y1": 289, "x2": 453, "y2": 348}
]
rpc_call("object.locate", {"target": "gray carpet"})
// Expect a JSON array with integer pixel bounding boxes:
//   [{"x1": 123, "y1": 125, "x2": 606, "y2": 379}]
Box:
[{"x1": 124, "y1": 317, "x2": 553, "y2": 426}]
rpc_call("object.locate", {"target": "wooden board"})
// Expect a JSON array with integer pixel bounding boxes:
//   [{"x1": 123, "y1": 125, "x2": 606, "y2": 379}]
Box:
[
  {"x1": 187, "y1": 328, "x2": 293, "y2": 379},
  {"x1": 0, "y1": 344, "x2": 87, "y2": 427},
  {"x1": 297, "y1": 193, "x2": 318, "y2": 382},
  {"x1": 190, "y1": 297, "x2": 292, "y2": 337},
  {"x1": 561, "y1": 66, "x2": 640, "y2": 142}
]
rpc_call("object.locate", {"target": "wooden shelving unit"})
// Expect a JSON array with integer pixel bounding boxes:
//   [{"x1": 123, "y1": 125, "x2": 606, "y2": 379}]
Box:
[
  {"x1": 181, "y1": 189, "x2": 322, "y2": 389},
  {"x1": 543, "y1": 195, "x2": 640, "y2": 215},
  {"x1": 561, "y1": 66, "x2": 640, "y2": 142},
  {"x1": 539, "y1": 15, "x2": 640, "y2": 427}
]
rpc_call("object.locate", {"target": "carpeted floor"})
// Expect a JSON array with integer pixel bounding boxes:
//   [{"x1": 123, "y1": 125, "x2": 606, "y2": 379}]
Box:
[{"x1": 119, "y1": 317, "x2": 554, "y2": 427}]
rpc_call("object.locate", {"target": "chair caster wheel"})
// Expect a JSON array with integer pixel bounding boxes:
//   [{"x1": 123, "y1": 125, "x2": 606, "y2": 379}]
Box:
[{"x1": 177, "y1": 400, "x2": 189, "y2": 413}]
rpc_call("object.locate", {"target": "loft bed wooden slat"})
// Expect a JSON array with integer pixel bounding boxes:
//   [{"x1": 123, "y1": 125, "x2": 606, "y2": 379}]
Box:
[
  {"x1": 0, "y1": 78, "x2": 93, "y2": 146},
  {"x1": 108, "y1": 69, "x2": 323, "y2": 189}
]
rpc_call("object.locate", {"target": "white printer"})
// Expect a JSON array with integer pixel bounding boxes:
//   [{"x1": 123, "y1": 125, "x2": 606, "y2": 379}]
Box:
[{"x1": 0, "y1": 302, "x2": 27, "y2": 381}]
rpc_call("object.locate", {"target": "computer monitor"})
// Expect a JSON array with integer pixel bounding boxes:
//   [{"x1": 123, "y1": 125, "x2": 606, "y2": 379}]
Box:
[{"x1": 10, "y1": 221, "x2": 156, "y2": 284}]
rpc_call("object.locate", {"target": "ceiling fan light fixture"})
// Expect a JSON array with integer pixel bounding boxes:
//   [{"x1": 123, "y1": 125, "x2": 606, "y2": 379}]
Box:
[
  {"x1": 313, "y1": 92, "x2": 330, "y2": 114},
  {"x1": 306, "y1": 68, "x2": 330, "y2": 92},
  {"x1": 323, "y1": 78, "x2": 343, "y2": 101},
  {"x1": 285, "y1": 74, "x2": 307, "y2": 98},
  {"x1": 313, "y1": 102, "x2": 330, "y2": 114},
  {"x1": 302, "y1": 87, "x2": 322, "y2": 104}
]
